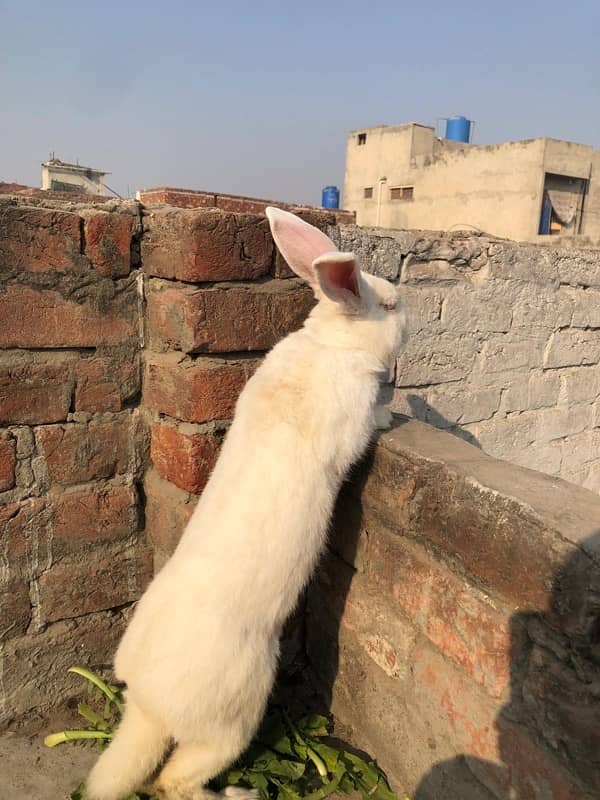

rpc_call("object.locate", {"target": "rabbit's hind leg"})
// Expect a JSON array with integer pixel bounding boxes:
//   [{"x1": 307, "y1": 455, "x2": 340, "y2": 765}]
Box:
[{"x1": 151, "y1": 741, "x2": 257, "y2": 800}]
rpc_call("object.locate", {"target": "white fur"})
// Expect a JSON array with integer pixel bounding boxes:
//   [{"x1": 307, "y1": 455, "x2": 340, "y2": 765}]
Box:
[{"x1": 86, "y1": 207, "x2": 406, "y2": 800}]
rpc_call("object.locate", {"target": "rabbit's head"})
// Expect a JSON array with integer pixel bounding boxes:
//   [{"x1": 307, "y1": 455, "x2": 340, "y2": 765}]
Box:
[{"x1": 266, "y1": 206, "x2": 405, "y2": 372}]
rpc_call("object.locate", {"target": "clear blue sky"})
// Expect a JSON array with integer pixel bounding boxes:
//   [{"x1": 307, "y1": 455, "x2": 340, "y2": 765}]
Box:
[{"x1": 1, "y1": 0, "x2": 598, "y2": 204}]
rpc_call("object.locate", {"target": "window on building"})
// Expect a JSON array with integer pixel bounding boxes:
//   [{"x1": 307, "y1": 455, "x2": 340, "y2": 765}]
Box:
[
  {"x1": 357, "y1": 133, "x2": 367, "y2": 145},
  {"x1": 390, "y1": 186, "x2": 414, "y2": 201},
  {"x1": 538, "y1": 173, "x2": 586, "y2": 235},
  {"x1": 364, "y1": 187, "x2": 373, "y2": 199}
]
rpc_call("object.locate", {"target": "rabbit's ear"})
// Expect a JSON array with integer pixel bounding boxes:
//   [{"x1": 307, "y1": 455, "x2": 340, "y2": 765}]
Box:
[
  {"x1": 313, "y1": 252, "x2": 362, "y2": 310},
  {"x1": 266, "y1": 206, "x2": 338, "y2": 285}
]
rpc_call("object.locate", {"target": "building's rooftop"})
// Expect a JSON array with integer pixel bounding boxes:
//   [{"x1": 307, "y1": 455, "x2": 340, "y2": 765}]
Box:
[
  {"x1": 41, "y1": 158, "x2": 110, "y2": 177},
  {"x1": 348, "y1": 122, "x2": 435, "y2": 135},
  {"x1": 348, "y1": 123, "x2": 597, "y2": 153}
]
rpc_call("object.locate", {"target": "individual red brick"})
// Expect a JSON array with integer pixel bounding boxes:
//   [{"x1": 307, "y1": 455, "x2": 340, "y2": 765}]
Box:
[
  {"x1": 0, "y1": 499, "x2": 50, "y2": 579},
  {"x1": 0, "y1": 285, "x2": 135, "y2": 348},
  {"x1": 0, "y1": 205, "x2": 81, "y2": 272},
  {"x1": 82, "y1": 210, "x2": 133, "y2": 277},
  {"x1": 74, "y1": 351, "x2": 140, "y2": 413},
  {"x1": 52, "y1": 487, "x2": 137, "y2": 549},
  {"x1": 144, "y1": 468, "x2": 198, "y2": 559},
  {"x1": 36, "y1": 419, "x2": 130, "y2": 485},
  {"x1": 0, "y1": 580, "x2": 31, "y2": 640},
  {"x1": 146, "y1": 280, "x2": 314, "y2": 353},
  {"x1": 0, "y1": 430, "x2": 16, "y2": 490},
  {"x1": 0, "y1": 361, "x2": 72, "y2": 424},
  {"x1": 141, "y1": 208, "x2": 273, "y2": 282},
  {"x1": 37, "y1": 549, "x2": 144, "y2": 624},
  {"x1": 150, "y1": 421, "x2": 221, "y2": 494},
  {"x1": 144, "y1": 354, "x2": 258, "y2": 423}
]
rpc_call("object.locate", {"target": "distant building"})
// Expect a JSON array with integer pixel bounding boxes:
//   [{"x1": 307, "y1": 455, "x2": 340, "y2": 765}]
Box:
[
  {"x1": 41, "y1": 158, "x2": 109, "y2": 196},
  {"x1": 343, "y1": 123, "x2": 600, "y2": 243}
]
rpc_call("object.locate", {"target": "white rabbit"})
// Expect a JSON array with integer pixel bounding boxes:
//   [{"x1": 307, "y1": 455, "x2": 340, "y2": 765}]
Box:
[{"x1": 85, "y1": 207, "x2": 406, "y2": 800}]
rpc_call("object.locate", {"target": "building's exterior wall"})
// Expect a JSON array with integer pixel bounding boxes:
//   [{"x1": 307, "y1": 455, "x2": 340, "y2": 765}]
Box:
[
  {"x1": 581, "y1": 149, "x2": 600, "y2": 240},
  {"x1": 41, "y1": 163, "x2": 106, "y2": 195},
  {"x1": 345, "y1": 126, "x2": 600, "y2": 243},
  {"x1": 543, "y1": 137, "x2": 594, "y2": 179}
]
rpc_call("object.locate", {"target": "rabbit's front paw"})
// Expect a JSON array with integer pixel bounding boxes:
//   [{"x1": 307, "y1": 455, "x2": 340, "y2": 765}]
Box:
[{"x1": 374, "y1": 405, "x2": 393, "y2": 430}]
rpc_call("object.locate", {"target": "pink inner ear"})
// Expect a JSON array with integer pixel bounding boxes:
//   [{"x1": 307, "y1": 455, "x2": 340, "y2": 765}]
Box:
[
  {"x1": 328, "y1": 260, "x2": 360, "y2": 297},
  {"x1": 265, "y1": 207, "x2": 338, "y2": 286}
]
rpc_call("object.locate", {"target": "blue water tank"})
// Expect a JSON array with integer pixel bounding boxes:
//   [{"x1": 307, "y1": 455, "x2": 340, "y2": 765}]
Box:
[
  {"x1": 445, "y1": 116, "x2": 472, "y2": 143},
  {"x1": 321, "y1": 186, "x2": 340, "y2": 209}
]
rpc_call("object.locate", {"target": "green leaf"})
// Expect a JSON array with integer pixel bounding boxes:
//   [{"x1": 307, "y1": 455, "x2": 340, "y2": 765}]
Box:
[
  {"x1": 302, "y1": 762, "x2": 346, "y2": 800},
  {"x1": 246, "y1": 770, "x2": 270, "y2": 797},
  {"x1": 258, "y1": 713, "x2": 296, "y2": 756},
  {"x1": 225, "y1": 769, "x2": 245, "y2": 785},
  {"x1": 276, "y1": 783, "x2": 303, "y2": 800},
  {"x1": 342, "y1": 753, "x2": 396, "y2": 800},
  {"x1": 77, "y1": 703, "x2": 110, "y2": 731},
  {"x1": 267, "y1": 760, "x2": 306, "y2": 781},
  {"x1": 292, "y1": 741, "x2": 308, "y2": 760},
  {"x1": 338, "y1": 773, "x2": 357, "y2": 794},
  {"x1": 68, "y1": 666, "x2": 123, "y2": 711},
  {"x1": 44, "y1": 730, "x2": 113, "y2": 748},
  {"x1": 297, "y1": 715, "x2": 330, "y2": 738},
  {"x1": 306, "y1": 741, "x2": 340, "y2": 774}
]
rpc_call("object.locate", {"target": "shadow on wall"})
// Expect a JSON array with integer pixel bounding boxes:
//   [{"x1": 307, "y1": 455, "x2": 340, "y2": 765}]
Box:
[
  {"x1": 413, "y1": 530, "x2": 600, "y2": 799},
  {"x1": 308, "y1": 429, "x2": 600, "y2": 798},
  {"x1": 404, "y1": 394, "x2": 481, "y2": 450}
]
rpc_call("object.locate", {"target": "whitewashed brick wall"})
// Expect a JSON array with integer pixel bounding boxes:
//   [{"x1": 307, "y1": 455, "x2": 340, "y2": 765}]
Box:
[{"x1": 330, "y1": 226, "x2": 600, "y2": 493}]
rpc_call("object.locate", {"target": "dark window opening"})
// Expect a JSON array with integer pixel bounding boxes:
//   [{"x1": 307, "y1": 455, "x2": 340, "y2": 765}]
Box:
[
  {"x1": 50, "y1": 179, "x2": 84, "y2": 194},
  {"x1": 390, "y1": 186, "x2": 414, "y2": 201},
  {"x1": 364, "y1": 187, "x2": 373, "y2": 199},
  {"x1": 357, "y1": 133, "x2": 367, "y2": 145},
  {"x1": 538, "y1": 173, "x2": 587, "y2": 236}
]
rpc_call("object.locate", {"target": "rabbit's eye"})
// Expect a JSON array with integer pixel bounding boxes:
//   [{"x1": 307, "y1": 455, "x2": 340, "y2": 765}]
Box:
[{"x1": 380, "y1": 300, "x2": 397, "y2": 312}]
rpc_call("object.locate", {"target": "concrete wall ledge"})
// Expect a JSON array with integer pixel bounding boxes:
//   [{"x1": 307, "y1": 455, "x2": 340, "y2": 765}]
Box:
[{"x1": 308, "y1": 418, "x2": 600, "y2": 798}]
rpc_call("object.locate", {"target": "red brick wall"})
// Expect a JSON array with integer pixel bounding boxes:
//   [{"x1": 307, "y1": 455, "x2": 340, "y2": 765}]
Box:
[
  {"x1": 0, "y1": 190, "x2": 337, "y2": 723},
  {"x1": 0, "y1": 193, "x2": 150, "y2": 725},
  {"x1": 140, "y1": 204, "x2": 322, "y2": 569},
  {"x1": 137, "y1": 186, "x2": 355, "y2": 225}
]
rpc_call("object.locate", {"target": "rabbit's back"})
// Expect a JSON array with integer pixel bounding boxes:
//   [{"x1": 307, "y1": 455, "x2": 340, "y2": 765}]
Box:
[
  {"x1": 116, "y1": 329, "x2": 381, "y2": 686},
  {"x1": 177, "y1": 328, "x2": 382, "y2": 608}
]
